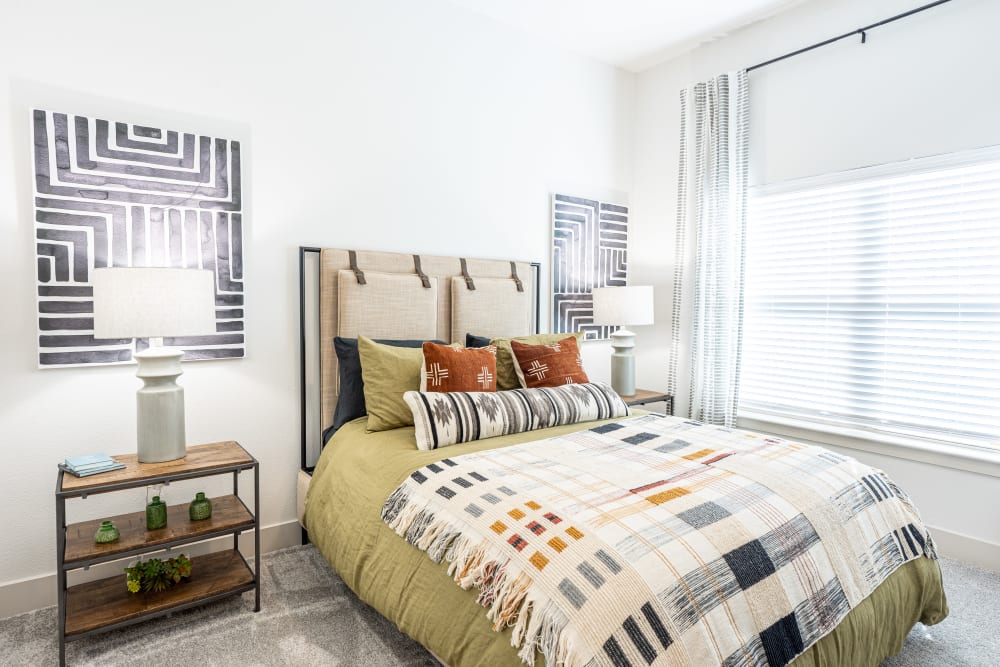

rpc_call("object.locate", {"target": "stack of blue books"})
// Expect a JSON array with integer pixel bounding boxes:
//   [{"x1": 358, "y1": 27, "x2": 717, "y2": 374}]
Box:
[{"x1": 62, "y1": 453, "x2": 125, "y2": 477}]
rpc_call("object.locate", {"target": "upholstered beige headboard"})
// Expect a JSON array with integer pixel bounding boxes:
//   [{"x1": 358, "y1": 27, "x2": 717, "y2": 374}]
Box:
[{"x1": 301, "y1": 248, "x2": 537, "y2": 461}]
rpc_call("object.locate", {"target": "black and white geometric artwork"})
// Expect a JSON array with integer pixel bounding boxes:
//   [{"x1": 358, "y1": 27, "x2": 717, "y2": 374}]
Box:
[
  {"x1": 32, "y1": 109, "x2": 245, "y2": 368},
  {"x1": 551, "y1": 193, "x2": 628, "y2": 340}
]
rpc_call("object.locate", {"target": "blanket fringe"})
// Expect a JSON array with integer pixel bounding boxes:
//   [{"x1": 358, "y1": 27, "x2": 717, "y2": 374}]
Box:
[{"x1": 383, "y1": 485, "x2": 585, "y2": 666}]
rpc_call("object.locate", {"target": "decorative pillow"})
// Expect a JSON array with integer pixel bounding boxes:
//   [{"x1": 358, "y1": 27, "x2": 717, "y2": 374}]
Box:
[
  {"x1": 357, "y1": 335, "x2": 428, "y2": 432},
  {"x1": 420, "y1": 342, "x2": 497, "y2": 392},
  {"x1": 490, "y1": 332, "x2": 585, "y2": 390},
  {"x1": 404, "y1": 382, "x2": 629, "y2": 450},
  {"x1": 510, "y1": 336, "x2": 588, "y2": 389},
  {"x1": 331, "y1": 337, "x2": 444, "y2": 435},
  {"x1": 465, "y1": 333, "x2": 491, "y2": 348}
]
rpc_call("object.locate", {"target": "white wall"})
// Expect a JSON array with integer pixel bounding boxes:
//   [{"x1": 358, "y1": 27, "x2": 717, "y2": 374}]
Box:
[
  {"x1": 631, "y1": 0, "x2": 1000, "y2": 565},
  {"x1": 0, "y1": 0, "x2": 634, "y2": 614}
]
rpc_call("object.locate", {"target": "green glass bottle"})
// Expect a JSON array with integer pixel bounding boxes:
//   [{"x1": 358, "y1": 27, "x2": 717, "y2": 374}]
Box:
[
  {"x1": 94, "y1": 520, "x2": 120, "y2": 544},
  {"x1": 189, "y1": 492, "x2": 212, "y2": 521},
  {"x1": 146, "y1": 495, "x2": 167, "y2": 530}
]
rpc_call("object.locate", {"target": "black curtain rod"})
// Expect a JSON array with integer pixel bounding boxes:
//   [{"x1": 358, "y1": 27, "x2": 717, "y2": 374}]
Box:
[{"x1": 747, "y1": 0, "x2": 954, "y2": 72}]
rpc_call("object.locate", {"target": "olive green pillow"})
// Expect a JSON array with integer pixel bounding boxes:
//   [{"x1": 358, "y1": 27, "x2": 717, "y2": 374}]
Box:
[
  {"x1": 490, "y1": 332, "x2": 585, "y2": 390},
  {"x1": 357, "y1": 335, "x2": 426, "y2": 432}
]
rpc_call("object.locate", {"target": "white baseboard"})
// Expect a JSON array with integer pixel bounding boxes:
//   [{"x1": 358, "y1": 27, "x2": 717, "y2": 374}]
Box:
[
  {"x1": 927, "y1": 523, "x2": 1000, "y2": 572},
  {"x1": 0, "y1": 520, "x2": 302, "y2": 620}
]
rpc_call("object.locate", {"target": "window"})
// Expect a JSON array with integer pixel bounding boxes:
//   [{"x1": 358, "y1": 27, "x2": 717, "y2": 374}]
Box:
[{"x1": 740, "y1": 146, "x2": 1000, "y2": 450}]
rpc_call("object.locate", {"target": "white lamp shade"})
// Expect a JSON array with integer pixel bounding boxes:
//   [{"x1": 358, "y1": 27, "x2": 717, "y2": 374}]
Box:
[
  {"x1": 591, "y1": 286, "x2": 655, "y2": 326},
  {"x1": 92, "y1": 268, "x2": 217, "y2": 339}
]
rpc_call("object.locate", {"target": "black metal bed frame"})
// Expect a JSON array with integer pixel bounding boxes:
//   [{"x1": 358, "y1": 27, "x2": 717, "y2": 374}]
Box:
[{"x1": 299, "y1": 246, "x2": 321, "y2": 475}]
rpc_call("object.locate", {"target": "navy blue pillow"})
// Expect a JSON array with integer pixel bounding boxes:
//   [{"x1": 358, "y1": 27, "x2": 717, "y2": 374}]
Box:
[
  {"x1": 329, "y1": 337, "x2": 444, "y2": 439},
  {"x1": 465, "y1": 333, "x2": 492, "y2": 348}
]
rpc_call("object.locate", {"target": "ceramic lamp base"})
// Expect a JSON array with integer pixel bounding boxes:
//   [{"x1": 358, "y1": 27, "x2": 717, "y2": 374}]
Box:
[
  {"x1": 609, "y1": 327, "x2": 636, "y2": 397},
  {"x1": 134, "y1": 346, "x2": 187, "y2": 463}
]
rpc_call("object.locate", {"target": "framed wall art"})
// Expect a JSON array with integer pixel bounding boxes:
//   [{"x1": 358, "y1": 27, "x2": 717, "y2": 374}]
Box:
[
  {"x1": 31, "y1": 109, "x2": 245, "y2": 367},
  {"x1": 551, "y1": 193, "x2": 628, "y2": 340}
]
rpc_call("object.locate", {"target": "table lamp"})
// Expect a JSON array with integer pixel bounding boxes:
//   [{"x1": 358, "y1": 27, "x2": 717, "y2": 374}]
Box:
[
  {"x1": 591, "y1": 285, "x2": 654, "y2": 397},
  {"x1": 92, "y1": 267, "x2": 216, "y2": 463}
]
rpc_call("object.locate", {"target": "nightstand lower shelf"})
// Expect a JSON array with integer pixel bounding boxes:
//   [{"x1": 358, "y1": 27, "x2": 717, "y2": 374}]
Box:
[
  {"x1": 64, "y1": 495, "x2": 254, "y2": 566},
  {"x1": 65, "y1": 549, "x2": 254, "y2": 637}
]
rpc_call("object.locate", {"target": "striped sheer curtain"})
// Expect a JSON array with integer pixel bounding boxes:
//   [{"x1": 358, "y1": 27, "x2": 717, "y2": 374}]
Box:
[{"x1": 668, "y1": 71, "x2": 749, "y2": 427}]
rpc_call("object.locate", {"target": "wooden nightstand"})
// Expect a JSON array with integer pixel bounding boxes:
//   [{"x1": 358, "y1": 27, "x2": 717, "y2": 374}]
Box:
[
  {"x1": 55, "y1": 441, "x2": 260, "y2": 667},
  {"x1": 620, "y1": 388, "x2": 674, "y2": 415}
]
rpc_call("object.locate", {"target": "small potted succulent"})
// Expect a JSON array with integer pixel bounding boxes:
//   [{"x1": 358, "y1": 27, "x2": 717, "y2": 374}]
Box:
[{"x1": 125, "y1": 554, "x2": 192, "y2": 594}]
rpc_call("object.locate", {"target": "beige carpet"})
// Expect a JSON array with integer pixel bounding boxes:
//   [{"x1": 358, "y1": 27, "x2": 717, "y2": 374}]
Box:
[
  {"x1": 882, "y1": 555, "x2": 999, "y2": 667},
  {"x1": 0, "y1": 545, "x2": 995, "y2": 666},
  {"x1": 0, "y1": 546, "x2": 436, "y2": 666}
]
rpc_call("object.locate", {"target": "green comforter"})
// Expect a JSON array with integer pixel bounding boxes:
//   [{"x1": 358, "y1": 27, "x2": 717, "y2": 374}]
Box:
[{"x1": 304, "y1": 417, "x2": 947, "y2": 666}]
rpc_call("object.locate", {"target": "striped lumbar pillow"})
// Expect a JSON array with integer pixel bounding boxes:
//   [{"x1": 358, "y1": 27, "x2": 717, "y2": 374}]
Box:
[{"x1": 403, "y1": 382, "x2": 630, "y2": 450}]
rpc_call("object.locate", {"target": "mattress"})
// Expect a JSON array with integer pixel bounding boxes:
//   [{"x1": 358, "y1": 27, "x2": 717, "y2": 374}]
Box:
[{"x1": 304, "y1": 417, "x2": 947, "y2": 667}]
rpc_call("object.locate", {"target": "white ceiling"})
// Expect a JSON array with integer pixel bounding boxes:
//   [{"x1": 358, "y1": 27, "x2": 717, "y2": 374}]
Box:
[{"x1": 444, "y1": 0, "x2": 805, "y2": 72}]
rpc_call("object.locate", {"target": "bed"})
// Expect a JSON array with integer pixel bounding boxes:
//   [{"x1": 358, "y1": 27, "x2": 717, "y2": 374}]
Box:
[{"x1": 298, "y1": 247, "x2": 947, "y2": 667}]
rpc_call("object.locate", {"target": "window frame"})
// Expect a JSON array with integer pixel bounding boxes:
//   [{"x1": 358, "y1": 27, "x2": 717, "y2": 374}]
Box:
[{"x1": 737, "y1": 144, "x2": 1000, "y2": 475}]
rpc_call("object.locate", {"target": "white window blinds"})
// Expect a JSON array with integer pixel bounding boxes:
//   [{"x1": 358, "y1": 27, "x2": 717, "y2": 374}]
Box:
[{"x1": 740, "y1": 146, "x2": 1000, "y2": 449}]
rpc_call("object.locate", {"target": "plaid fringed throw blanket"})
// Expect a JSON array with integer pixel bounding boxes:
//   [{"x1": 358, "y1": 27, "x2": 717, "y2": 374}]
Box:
[{"x1": 382, "y1": 414, "x2": 937, "y2": 667}]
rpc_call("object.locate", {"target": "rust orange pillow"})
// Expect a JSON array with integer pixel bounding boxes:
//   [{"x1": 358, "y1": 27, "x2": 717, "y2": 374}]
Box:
[
  {"x1": 510, "y1": 336, "x2": 589, "y2": 388},
  {"x1": 420, "y1": 342, "x2": 498, "y2": 392}
]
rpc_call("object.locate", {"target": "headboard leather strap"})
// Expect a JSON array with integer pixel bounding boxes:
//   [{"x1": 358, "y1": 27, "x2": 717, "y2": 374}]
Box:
[
  {"x1": 510, "y1": 261, "x2": 524, "y2": 292},
  {"x1": 348, "y1": 250, "x2": 366, "y2": 285},
  {"x1": 413, "y1": 255, "x2": 431, "y2": 288},
  {"x1": 460, "y1": 258, "x2": 476, "y2": 290}
]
